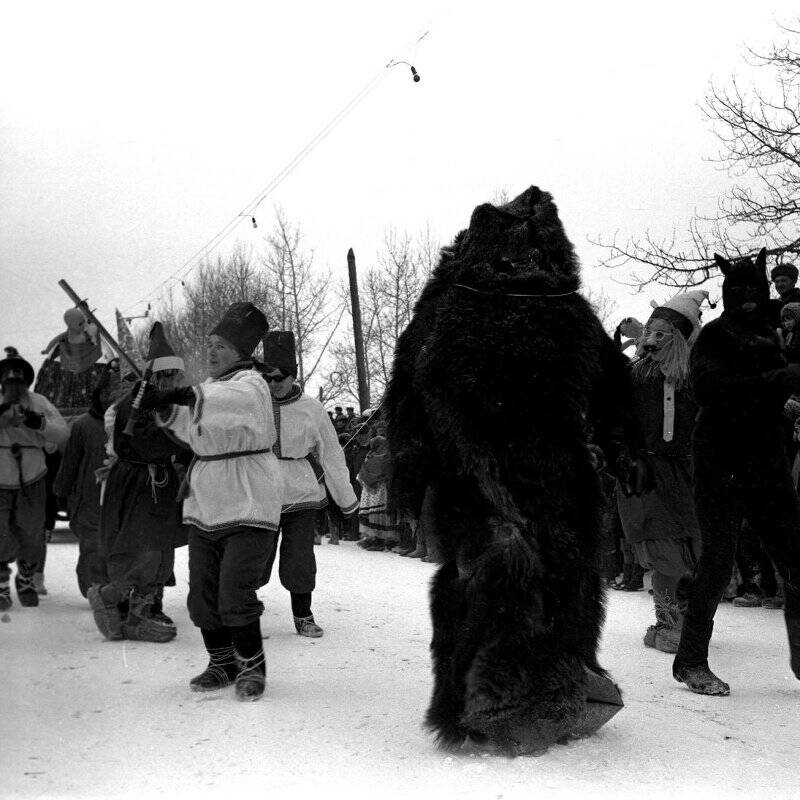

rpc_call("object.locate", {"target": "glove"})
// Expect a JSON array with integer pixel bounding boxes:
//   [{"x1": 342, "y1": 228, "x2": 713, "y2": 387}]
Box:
[
  {"x1": 22, "y1": 409, "x2": 45, "y2": 430},
  {"x1": 133, "y1": 382, "x2": 195, "y2": 411}
]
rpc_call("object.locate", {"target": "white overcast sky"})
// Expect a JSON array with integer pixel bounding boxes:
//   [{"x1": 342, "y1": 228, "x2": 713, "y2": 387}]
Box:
[{"x1": 2, "y1": 0, "x2": 798, "y2": 381}]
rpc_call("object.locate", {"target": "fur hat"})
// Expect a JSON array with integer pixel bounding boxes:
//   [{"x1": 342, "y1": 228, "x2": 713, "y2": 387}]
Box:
[
  {"x1": 771, "y1": 263, "x2": 798, "y2": 282},
  {"x1": 262, "y1": 331, "x2": 297, "y2": 376},
  {"x1": 210, "y1": 303, "x2": 269, "y2": 357},
  {"x1": 146, "y1": 322, "x2": 184, "y2": 373},
  {"x1": 648, "y1": 290, "x2": 711, "y2": 339},
  {"x1": 0, "y1": 346, "x2": 34, "y2": 387}
]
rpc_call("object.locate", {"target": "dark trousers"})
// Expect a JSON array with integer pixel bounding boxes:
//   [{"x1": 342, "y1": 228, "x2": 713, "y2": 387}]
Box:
[
  {"x1": 102, "y1": 549, "x2": 175, "y2": 605},
  {"x1": 188, "y1": 525, "x2": 276, "y2": 629},
  {"x1": 260, "y1": 509, "x2": 317, "y2": 593},
  {"x1": 675, "y1": 447, "x2": 800, "y2": 670},
  {"x1": 71, "y1": 521, "x2": 107, "y2": 598},
  {"x1": 0, "y1": 479, "x2": 47, "y2": 572}
]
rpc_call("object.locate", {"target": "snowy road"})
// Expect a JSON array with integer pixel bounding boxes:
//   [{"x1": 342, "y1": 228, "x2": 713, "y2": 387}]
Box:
[{"x1": 3, "y1": 528, "x2": 798, "y2": 800}]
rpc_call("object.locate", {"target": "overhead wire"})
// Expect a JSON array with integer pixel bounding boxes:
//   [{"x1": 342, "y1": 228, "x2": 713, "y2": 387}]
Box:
[{"x1": 121, "y1": 40, "x2": 425, "y2": 315}]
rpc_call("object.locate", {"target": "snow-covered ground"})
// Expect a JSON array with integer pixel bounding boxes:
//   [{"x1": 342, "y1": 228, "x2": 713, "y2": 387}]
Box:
[{"x1": 3, "y1": 526, "x2": 799, "y2": 800}]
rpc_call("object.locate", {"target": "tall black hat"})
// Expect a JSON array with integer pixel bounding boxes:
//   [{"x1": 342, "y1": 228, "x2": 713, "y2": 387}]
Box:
[
  {"x1": 262, "y1": 331, "x2": 297, "y2": 376},
  {"x1": 210, "y1": 303, "x2": 269, "y2": 357},
  {"x1": 0, "y1": 346, "x2": 34, "y2": 387},
  {"x1": 146, "y1": 322, "x2": 184, "y2": 373}
]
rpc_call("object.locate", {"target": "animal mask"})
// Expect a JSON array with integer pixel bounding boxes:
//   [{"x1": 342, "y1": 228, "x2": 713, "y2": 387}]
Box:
[{"x1": 716, "y1": 248, "x2": 769, "y2": 319}]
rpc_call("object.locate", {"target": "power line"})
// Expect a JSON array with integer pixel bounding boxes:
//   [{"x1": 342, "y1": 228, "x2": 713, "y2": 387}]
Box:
[{"x1": 122, "y1": 35, "x2": 428, "y2": 315}]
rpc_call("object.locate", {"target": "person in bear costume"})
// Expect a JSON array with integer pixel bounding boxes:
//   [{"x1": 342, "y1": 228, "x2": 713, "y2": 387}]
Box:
[
  {"x1": 672, "y1": 248, "x2": 800, "y2": 695},
  {"x1": 383, "y1": 186, "x2": 641, "y2": 755}
]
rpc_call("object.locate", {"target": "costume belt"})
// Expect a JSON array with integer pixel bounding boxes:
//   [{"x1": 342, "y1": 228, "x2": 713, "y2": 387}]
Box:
[
  {"x1": 177, "y1": 448, "x2": 272, "y2": 502},
  {"x1": 0, "y1": 443, "x2": 41, "y2": 498},
  {"x1": 117, "y1": 457, "x2": 172, "y2": 504}
]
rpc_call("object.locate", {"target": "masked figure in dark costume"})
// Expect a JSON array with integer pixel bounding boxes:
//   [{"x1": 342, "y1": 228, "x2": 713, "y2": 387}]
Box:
[
  {"x1": 673, "y1": 249, "x2": 800, "y2": 694},
  {"x1": 384, "y1": 186, "x2": 641, "y2": 755},
  {"x1": 89, "y1": 323, "x2": 189, "y2": 643}
]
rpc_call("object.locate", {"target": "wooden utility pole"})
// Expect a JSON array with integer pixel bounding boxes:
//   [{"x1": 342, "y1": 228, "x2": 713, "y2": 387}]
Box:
[{"x1": 347, "y1": 248, "x2": 370, "y2": 412}]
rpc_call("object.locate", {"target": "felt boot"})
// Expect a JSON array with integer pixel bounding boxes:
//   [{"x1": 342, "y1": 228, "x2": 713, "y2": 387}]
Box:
[
  {"x1": 124, "y1": 592, "x2": 176, "y2": 643},
  {"x1": 673, "y1": 664, "x2": 730, "y2": 696},
  {"x1": 88, "y1": 585, "x2": 124, "y2": 640},
  {"x1": 190, "y1": 628, "x2": 239, "y2": 692},
  {"x1": 230, "y1": 621, "x2": 266, "y2": 701}
]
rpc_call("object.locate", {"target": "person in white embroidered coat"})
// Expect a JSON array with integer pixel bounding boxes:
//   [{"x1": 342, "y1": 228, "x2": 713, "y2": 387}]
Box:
[
  {"x1": 138, "y1": 303, "x2": 280, "y2": 702},
  {"x1": 260, "y1": 331, "x2": 358, "y2": 638},
  {"x1": 0, "y1": 347, "x2": 68, "y2": 610}
]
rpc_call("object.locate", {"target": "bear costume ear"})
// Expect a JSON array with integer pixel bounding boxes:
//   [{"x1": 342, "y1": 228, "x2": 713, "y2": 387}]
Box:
[
  {"x1": 714, "y1": 253, "x2": 731, "y2": 275},
  {"x1": 755, "y1": 247, "x2": 767, "y2": 276}
]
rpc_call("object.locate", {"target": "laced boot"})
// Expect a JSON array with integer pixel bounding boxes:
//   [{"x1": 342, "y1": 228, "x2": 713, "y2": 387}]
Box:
[
  {"x1": 294, "y1": 615, "x2": 324, "y2": 638},
  {"x1": 88, "y1": 585, "x2": 125, "y2": 640},
  {"x1": 123, "y1": 592, "x2": 176, "y2": 643},
  {"x1": 230, "y1": 621, "x2": 267, "y2": 701},
  {"x1": 0, "y1": 578, "x2": 11, "y2": 611},
  {"x1": 190, "y1": 628, "x2": 239, "y2": 692},
  {"x1": 15, "y1": 562, "x2": 39, "y2": 607},
  {"x1": 648, "y1": 597, "x2": 682, "y2": 654},
  {"x1": 33, "y1": 572, "x2": 47, "y2": 596}
]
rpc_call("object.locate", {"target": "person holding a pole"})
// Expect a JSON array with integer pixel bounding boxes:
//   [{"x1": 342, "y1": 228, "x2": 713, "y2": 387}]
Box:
[
  {"x1": 137, "y1": 303, "x2": 282, "y2": 702},
  {"x1": 88, "y1": 323, "x2": 189, "y2": 643}
]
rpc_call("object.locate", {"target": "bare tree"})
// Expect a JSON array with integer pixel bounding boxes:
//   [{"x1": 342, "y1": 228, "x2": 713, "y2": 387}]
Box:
[
  {"x1": 324, "y1": 226, "x2": 439, "y2": 407},
  {"x1": 262, "y1": 207, "x2": 338, "y2": 388},
  {"x1": 595, "y1": 21, "x2": 800, "y2": 289}
]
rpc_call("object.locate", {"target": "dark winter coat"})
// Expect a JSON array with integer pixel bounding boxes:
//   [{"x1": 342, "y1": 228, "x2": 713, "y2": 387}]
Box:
[
  {"x1": 616, "y1": 361, "x2": 699, "y2": 544},
  {"x1": 99, "y1": 394, "x2": 188, "y2": 556},
  {"x1": 768, "y1": 287, "x2": 800, "y2": 328},
  {"x1": 52, "y1": 409, "x2": 105, "y2": 529}
]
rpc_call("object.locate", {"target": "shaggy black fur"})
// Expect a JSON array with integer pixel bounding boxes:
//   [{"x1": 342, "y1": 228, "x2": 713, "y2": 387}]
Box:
[
  {"x1": 384, "y1": 186, "x2": 635, "y2": 754},
  {"x1": 673, "y1": 249, "x2": 800, "y2": 681}
]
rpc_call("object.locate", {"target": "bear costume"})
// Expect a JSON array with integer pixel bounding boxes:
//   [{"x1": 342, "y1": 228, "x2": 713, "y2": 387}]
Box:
[
  {"x1": 384, "y1": 186, "x2": 640, "y2": 755},
  {"x1": 673, "y1": 248, "x2": 800, "y2": 695}
]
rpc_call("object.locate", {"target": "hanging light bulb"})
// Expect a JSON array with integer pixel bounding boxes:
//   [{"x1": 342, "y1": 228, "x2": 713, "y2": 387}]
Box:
[
  {"x1": 410, "y1": 66, "x2": 420, "y2": 82},
  {"x1": 251, "y1": 216, "x2": 258, "y2": 229}
]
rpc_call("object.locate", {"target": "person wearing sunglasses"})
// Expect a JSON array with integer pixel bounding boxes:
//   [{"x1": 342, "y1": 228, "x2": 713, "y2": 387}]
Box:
[{"x1": 258, "y1": 331, "x2": 358, "y2": 638}]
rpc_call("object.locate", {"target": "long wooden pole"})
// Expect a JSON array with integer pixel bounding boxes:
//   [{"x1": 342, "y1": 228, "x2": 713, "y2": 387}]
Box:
[
  {"x1": 57, "y1": 279, "x2": 142, "y2": 379},
  {"x1": 347, "y1": 248, "x2": 370, "y2": 412}
]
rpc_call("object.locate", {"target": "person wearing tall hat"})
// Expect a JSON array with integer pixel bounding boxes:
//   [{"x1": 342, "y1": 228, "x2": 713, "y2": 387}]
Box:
[
  {"x1": 260, "y1": 331, "x2": 358, "y2": 637},
  {"x1": 768, "y1": 262, "x2": 800, "y2": 328},
  {"x1": 138, "y1": 302, "x2": 282, "y2": 702},
  {"x1": 0, "y1": 346, "x2": 69, "y2": 610},
  {"x1": 88, "y1": 323, "x2": 189, "y2": 643}
]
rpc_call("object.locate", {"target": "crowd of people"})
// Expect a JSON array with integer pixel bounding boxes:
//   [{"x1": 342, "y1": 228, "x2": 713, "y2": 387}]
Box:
[
  {"x1": 603, "y1": 254, "x2": 800, "y2": 696},
  {"x1": 3, "y1": 252, "x2": 800, "y2": 704}
]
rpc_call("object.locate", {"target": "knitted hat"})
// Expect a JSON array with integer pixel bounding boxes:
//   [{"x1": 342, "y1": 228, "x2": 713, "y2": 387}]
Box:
[
  {"x1": 0, "y1": 346, "x2": 34, "y2": 386},
  {"x1": 262, "y1": 331, "x2": 297, "y2": 376},
  {"x1": 780, "y1": 302, "x2": 800, "y2": 324},
  {"x1": 648, "y1": 290, "x2": 711, "y2": 339},
  {"x1": 146, "y1": 322, "x2": 184, "y2": 373},
  {"x1": 771, "y1": 263, "x2": 798, "y2": 282},
  {"x1": 210, "y1": 303, "x2": 269, "y2": 357}
]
